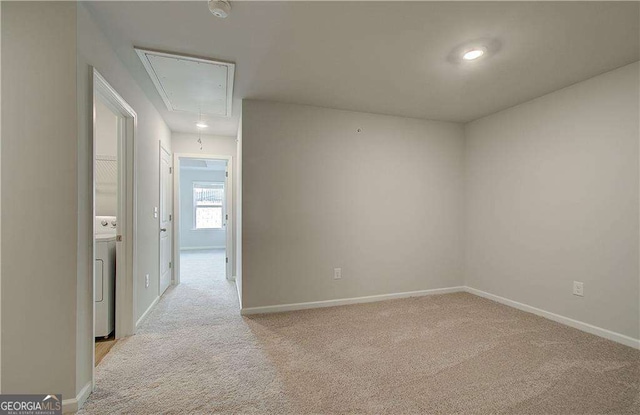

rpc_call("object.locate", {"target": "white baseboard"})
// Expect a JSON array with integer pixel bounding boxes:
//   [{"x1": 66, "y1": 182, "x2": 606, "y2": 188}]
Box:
[
  {"x1": 240, "y1": 284, "x2": 639, "y2": 349},
  {"x1": 62, "y1": 381, "x2": 92, "y2": 413},
  {"x1": 180, "y1": 246, "x2": 225, "y2": 251},
  {"x1": 464, "y1": 286, "x2": 640, "y2": 350},
  {"x1": 240, "y1": 286, "x2": 465, "y2": 315},
  {"x1": 235, "y1": 277, "x2": 242, "y2": 310},
  {"x1": 136, "y1": 296, "x2": 160, "y2": 329}
]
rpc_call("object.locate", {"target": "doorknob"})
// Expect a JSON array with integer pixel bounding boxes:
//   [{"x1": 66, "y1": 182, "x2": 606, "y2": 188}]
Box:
[{"x1": 160, "y1": 228, "x2": 167, "y2": 232}]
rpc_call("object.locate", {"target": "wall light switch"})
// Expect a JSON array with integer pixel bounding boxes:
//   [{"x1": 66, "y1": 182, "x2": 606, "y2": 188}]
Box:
[
  {"x1": 573, "y1": 281, "x2": 584, "y2": 297},
  {"x1": 334, "y1": 268, "x2": 342, "y2": 280},
  {"x1": 145, "y1": 274, "x2": 150, "y2": 288}
]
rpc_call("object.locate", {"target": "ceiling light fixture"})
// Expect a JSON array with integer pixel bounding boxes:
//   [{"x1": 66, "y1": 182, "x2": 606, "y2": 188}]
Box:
[
  {"x1": 448, "y1": 39, "x2": 499, "y2": 65},
  {"x1": 196, "y1": 109, "x2": 208, "y2": 129},
  {"x1": 208, "y1": 0, "x2": 231, "y2": 18},
  {"x1": 462, "y1": 48, "x2": 486, "y2": 61},
  {"x1": 196, "y1": 110, "x2": 205, "y2": 150}
]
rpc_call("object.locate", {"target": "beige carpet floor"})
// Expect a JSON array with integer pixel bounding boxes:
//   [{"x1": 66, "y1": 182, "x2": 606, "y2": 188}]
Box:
[{"x1": 80, "y1": 249, "x2": 640, "y2": 414}]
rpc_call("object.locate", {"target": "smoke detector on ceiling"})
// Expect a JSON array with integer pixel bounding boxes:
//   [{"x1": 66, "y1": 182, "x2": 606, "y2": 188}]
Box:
[{"x1": 209, "y1": 1, "x2": 231, "y2": 18}]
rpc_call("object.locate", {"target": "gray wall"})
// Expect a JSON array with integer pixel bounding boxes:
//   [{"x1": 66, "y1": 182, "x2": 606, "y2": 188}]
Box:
[
  {"x1": 465, "y1": 62, "x2": 639, "y2": 339},
  {"x1": 179, "y1": 168, "x2": 227, "y2": 249},
  {"x1": 242, "y1": 100, "x2": 465, "y2": 308},
  {"x1": 76, "y1": 2, "x2": 172, "y2": 398},
  {"x1": 1, "y1": 2, "x2": 78, "y2": 399}
]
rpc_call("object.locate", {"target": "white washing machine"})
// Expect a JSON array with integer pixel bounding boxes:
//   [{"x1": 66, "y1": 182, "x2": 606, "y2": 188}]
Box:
[{"x1": 95, "y1": 216, "x2": 116, "y2": 338}]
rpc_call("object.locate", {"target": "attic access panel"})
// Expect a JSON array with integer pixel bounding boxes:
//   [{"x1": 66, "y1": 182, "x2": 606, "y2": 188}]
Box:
[{"x1": 135, "y1": 48, "x2": 235, "y2": 118}]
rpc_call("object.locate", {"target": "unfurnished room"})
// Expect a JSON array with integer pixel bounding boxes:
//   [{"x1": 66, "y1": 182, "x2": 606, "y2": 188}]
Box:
[{"x1": 1, "y1": 1, "x2": 639, "y2": 414}]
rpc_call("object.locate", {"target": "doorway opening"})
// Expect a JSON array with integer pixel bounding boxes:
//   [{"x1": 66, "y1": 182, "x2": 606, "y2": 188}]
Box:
[
  {"x1": 92, "y1": 69, "x2": 137, "y2": 370},
  {"x1": 173, "y1": 155, "x2": 233, "y2": 287}
]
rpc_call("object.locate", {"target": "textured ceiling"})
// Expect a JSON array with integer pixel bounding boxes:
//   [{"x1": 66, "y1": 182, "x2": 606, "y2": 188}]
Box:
[{"x1": 86, "y1": 1, "x2": 639, "y2": 136}]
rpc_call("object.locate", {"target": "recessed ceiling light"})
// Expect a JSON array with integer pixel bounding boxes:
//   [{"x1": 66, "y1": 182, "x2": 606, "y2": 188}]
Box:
[
  {"x1": 196, "y1": 122, "x2": 208, "y2": 128},
  {"x1": 462, "y1": 48, "x2": 485, "y2": 61}
]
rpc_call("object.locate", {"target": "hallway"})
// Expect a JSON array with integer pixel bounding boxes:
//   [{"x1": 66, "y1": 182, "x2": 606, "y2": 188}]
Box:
[{"x1": 80, "y1": 249, "x2": 290, "y2": 414}]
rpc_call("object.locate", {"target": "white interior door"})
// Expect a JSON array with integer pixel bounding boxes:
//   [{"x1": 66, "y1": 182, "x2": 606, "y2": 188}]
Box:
[
  {"x1": 224, "y1": 164, "x2": 232, "y2": 280},
  {"x1": 159, "y1": 144, "x2": 172, "y2": 294}
]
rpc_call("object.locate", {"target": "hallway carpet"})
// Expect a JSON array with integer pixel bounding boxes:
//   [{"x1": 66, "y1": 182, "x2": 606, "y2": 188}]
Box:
[{"x1": 80, "y1": 250, "x2": 640, "y2": 414}]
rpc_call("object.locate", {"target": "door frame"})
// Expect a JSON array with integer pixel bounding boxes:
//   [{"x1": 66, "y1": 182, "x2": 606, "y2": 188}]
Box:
[
  {"x1": 92, "y1": 68, "x2": 137, "y2": 348},
  {"x1": 159, "y1": 142, "x2": 173, "y2": 295},
  {"x1": 172, "y1": 153, "x2": 234, "y2": 285}
]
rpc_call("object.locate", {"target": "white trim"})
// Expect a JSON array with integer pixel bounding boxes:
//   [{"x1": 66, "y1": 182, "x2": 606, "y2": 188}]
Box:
[
  {"x1": 240, "y1": 287, "x2": 465, "y2": 315},
  {"x1": 136, "y1": 296, "x2": 160, "y2": 329},
  {"x1": 224, "y1": 158, "x2": 234, "y2": 281},
  {"x1": 180, "y1": 246, "x2": 225, "y2": 251},
  {"x1": 235, "y1": 277, "x2": 242, "y2": 309},
  {"x1": 134, "y1": 48, "x2": 235, "y2": 118},
  {"x1": 62, "y1": 381, "x2": 92, "y2": 414},
  {"x1": 91, "y1": 68, "x2": 138, "y2": 405},
  {"x1": 173, "y1": 153, "x2": 234, "y2": 285},
  {"x1": 464, "y1": 286, "x2": 640, "y2": 350},
  {"x1": 239, "y1": 284, "x2": 639, "y2": 349},
  {"x1": 92, "y1": 69, "x2": 137, "y2": 340}
]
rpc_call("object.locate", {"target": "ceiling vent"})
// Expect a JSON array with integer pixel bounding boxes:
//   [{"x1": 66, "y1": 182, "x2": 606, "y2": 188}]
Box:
[{"x1": 135, "y1": 48, "x2": 235, "y2": 118}]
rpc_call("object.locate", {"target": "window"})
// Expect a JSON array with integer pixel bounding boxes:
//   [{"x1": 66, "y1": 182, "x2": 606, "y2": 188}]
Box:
[{"x1": 193, "y1": 182, "x2": 224, "y2": 229}]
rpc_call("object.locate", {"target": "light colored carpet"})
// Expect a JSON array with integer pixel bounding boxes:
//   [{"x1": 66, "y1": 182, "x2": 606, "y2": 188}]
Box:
[{"x1": 80, "y1": 249, "x2": 640, "y2": 414}]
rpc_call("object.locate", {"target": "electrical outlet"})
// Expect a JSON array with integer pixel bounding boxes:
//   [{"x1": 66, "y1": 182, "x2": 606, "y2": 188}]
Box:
[
  {"x1": 334, "y1": 268, "x2": 342, "y2": 280},
  {"x1": 573, "y1": 281, "x2": 584, "y2": 297},
  {"x1": 145, "y1": 274, "x2": 150, "y2": 288}
]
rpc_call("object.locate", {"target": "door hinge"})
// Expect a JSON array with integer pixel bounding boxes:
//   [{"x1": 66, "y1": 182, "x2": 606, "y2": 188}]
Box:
[
  {"x1": 169, "y1": 167, "x2": 172, "y2": 174},
  {"x1": 226, "y1": 257, "x2": 228, "y2": 264},
  {"x1": 225, "y1": 171, "x2": 228, "y2": 178},
  {"x1": 169, "y1": 261, "x2": 172, "y2": 269},
  {"x1": 169, "y1": 214, "x2": 172, "y2": 221},
  {"x1": 225, "y1": 214, "x2": 228, "y2": 220}
]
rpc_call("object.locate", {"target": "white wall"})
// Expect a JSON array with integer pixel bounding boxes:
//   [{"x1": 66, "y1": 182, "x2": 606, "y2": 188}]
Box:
[
  {"x1": 179, "y1": 168, "x2": 227, "y2": 249},
  {"x1": 95, "y1": 99, "x2": 118, "y2": 157},
  {"x1": 1, "y1": 2, "x2": 78, "y2": 399},
  {"x1": 465, "y1": 62, "x2": 639, "y2": 340},
  {"x1": 94, "y1": 98, "x2": 118, "y2": 217},
  {"x1": 172, "y1": 133, "x2": 238, "y2": 275},
  {"x1": 76, "y1": 2, "x2": 172, "y2": 400},
  {"x1": 241, "y1": 100, "x2": 465, "y2": 308}
]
